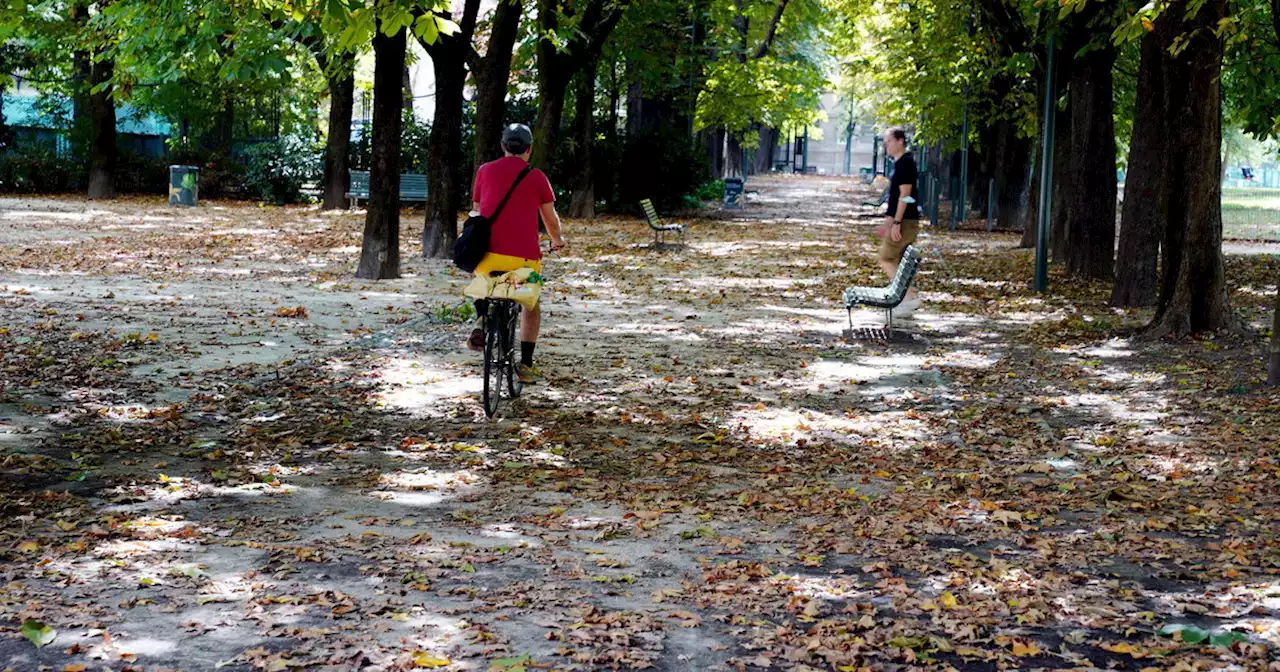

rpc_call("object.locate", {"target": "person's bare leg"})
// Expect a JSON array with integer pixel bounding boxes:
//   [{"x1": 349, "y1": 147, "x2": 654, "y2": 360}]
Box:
[{"x1": 520, "y1": 303, "x2": 541, "y2": 344}]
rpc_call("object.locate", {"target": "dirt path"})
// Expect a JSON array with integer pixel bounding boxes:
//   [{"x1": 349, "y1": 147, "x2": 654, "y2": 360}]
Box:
[{"x1": 0, "y1": 179, "x2": 1277, "y2": 671}]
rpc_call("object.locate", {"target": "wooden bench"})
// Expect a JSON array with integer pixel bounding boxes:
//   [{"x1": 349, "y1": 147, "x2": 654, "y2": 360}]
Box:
[
  {"x1": 842, "y1": 245, "x2": 922, "y2": 330},
  {"x1": 640, "y1": 198, "x2": 686, "y2": 246},
  {"x1": 346, "y1": 171, "x2": 429, "y2": 207}
]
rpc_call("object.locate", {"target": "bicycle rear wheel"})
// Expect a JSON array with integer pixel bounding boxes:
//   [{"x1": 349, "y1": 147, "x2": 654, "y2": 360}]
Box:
[
  {"x1": 482, "y1": 304, "x2": 506, "y2": 417},
  {"x1": 506, "y1": 303, "x2": 523, "y2": 398}
]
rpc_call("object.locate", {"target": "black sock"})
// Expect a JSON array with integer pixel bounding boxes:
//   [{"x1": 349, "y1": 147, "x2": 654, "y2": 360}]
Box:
[{"x1": 520, "y1": 341, "x2": 535, "y2": 367}]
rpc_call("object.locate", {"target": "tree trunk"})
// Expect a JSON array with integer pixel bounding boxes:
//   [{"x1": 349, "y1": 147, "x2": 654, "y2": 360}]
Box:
[
  {"x1": 532, "y1": 0, "x2": 628, "y2": 168},
  {"x1": 71, "y1": 3, "x2": 91, "y2": 163},
  {"x1": 321, "y1": 53, "x2": 355, "y2": 211},
  {"x1": 472, "y1": 0, "x2": 524, "y2": 168},
  {"x1": 568, "y1": 59, "x2": 598, "y2": 218},
  {"x1": 531, "y1": 73, "x2": 569, "y2": 169},
  {"x1": 995, "y1": 122, "x2": 1033, "y2": 232},
  {"x1": 1144, "y1": 0, "x2": 1233, "y2": 338},
  {"x1": 402, "y1": 65, "x2": 414, "y2": 111},
  {"x1": 1064, "y1": 43, "x2": 1117, "y2": 280},
  {"x1": 1112, "y1": 27, "x2": 1166, "y2": 306},
  {"x1": 357, "y1": 26, "x2": 406, "y2": 280},
  {"x1": 756, "y1": 127, "x2": 778, "y2": 174},
  {"x1": 725, "y1": 132, "x2": 743, "y2": 178},
  {"x1": 1018, "y1": 142, "x2": 1040, "y2": 248},
  {"x1": 422, "y1": 50, "x2": 467, "y2": 258},
  {"x1": 1050, "y1": 99, "x2": 1072, "y2": 263},
  {"x1": 1269, "y1": 285, "x2": 1280, "y2": 385},
  {"x1": 214, "y1": 94, "x2": 234, "y2": 155},
  {"x1": 86, "y1": 57, "x2": 116, "y2": 199},
  {"x1": 421, "y1": 0, "x2": 480, "y2": 259}
]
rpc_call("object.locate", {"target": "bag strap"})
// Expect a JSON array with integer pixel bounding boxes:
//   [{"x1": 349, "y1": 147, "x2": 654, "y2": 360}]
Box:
[{"x1": 487, "y1": 165, "x2": 534, "y2": 224}]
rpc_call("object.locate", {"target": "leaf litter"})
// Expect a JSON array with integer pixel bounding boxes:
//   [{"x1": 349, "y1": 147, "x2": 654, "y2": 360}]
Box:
[{"x1": 0, "y1": 183, "x2": 1276, "y2": 670}]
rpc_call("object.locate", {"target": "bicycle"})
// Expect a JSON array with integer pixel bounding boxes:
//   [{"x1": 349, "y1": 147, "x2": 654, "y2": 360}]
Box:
[
  {"x1": 479, "y1": 241, "x2": 562, "y2": 417},
  {"x1": 481, "y1": 289, "x2": 523, "y2": 417}
]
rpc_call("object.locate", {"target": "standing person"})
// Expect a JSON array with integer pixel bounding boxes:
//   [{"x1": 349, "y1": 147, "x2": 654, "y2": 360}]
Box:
[
  {"x1": 465, "y1": 123, "x2": 567, "y2": 383},
  {"x1": 876, "y1": 126, "x2": 921, "y2": 317}
]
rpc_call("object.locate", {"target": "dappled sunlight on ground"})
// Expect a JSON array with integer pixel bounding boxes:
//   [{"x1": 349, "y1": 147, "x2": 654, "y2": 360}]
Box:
[{"x1": 0, "y1": 177, "x2": 1276, "y2": 670}]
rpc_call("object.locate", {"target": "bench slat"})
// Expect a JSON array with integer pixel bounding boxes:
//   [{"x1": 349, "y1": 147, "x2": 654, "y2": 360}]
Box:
[
  {"x1": 347, "y1": 171, "x2": 429, "y2": 201},
  {"x1": 843, "y1": 245, "x2": 922, "y2": 310}
]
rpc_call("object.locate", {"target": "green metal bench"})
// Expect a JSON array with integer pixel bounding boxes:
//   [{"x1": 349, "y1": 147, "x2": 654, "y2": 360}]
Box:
[
  {"x1": 862, "y1": 187, "x2": 889, "y2": 208},
  {"x1": 346, "y1": 171, "x2": 429, "y2": 207},
  {"x1": 640, "y1": 198, "x2": 686, "y2": 246},
  {"x1": 842, "y1": 245, "x2": 922, "y2": 330}
]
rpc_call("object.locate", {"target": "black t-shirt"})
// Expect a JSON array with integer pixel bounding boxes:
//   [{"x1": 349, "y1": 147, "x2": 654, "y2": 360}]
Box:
[{"x1": 887, "y1": 152, "x2": 919, "y2": 221}]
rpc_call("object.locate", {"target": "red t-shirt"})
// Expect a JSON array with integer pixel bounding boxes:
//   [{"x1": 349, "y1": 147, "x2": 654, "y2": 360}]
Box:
[{"x1": 472, "y1": 156, "x2": 555, "y2": 260}]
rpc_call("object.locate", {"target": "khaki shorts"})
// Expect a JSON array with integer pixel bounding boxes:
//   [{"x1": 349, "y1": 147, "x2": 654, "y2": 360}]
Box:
[{"x1": 878, "y1": 219, "x2": 920, "y2": 263}]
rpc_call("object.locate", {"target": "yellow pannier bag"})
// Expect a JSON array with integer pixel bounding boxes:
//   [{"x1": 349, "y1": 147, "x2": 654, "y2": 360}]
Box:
[{"x1": 463, "y1": 266, "x2": 544, "y2": 310}]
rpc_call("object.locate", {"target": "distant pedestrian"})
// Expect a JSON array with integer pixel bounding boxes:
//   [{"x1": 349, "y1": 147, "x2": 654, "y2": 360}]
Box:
[{"x1": 875, "y1": 127, "x2": 921, "y2": 318}]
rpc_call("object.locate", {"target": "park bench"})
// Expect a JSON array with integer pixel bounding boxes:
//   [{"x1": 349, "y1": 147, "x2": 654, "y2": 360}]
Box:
[
  {"x1": 862, "y1": 187, "x2": 889, "y2": 208},
  {"x1": 640, "y1": 198, "x2": 686, "y2": 246},
  {"x1": 346, "y1": 171, "x2": 429, "y2": 207},
  {"x1": 842, "y1": 244, "x2": 922, "y2": 331}
]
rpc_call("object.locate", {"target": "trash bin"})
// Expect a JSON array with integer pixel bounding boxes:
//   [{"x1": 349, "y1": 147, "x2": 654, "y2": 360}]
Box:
[
  {"x1": 168, "y1": 165, "x2": 199, "y2": 207},
  {"x1": 723, "y1": 176, "x2": 744, "y2": 210}
]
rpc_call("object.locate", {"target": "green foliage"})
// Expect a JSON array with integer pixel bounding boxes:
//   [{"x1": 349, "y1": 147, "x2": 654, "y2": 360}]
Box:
[
  {"x1": 242, "y1": 134, "x2": 323, "y2": 205},
  {"x1": 617, "y1": 125, "x2": 711, "y2": 212},
  {"x1": 433, "y1": 301, "x2": 477, "y2": 324},
  {"x1": 694, "y1": 178, "x2": 725, "y2": 201},
  {"x1": 351, "y1": 110, "x2": 432, "y2": 174},
  {"x1": 0, "y1": 147, "x2": 82, "y2": 193}
]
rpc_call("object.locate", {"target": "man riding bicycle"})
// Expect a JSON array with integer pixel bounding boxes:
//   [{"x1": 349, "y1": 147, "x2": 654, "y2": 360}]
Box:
[{"x1": 466, "y1": 124, "x2": 567, "y2": 384}]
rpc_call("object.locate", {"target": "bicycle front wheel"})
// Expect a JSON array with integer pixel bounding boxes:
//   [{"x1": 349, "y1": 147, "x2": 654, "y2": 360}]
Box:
[
  {"x1": 506, "y1": 303, "x2": 523, "y2": 398},
  {"x1": 483, "y1": 305, "x2": 506, "y2": 417}
]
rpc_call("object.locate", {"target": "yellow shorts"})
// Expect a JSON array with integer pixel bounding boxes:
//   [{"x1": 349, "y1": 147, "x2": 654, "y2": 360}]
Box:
[{"x1": 474, "y1": 252, "x2": 542, "y2": 278}]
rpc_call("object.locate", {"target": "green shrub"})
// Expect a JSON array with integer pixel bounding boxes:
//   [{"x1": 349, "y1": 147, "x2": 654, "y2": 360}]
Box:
[
  {"x1": 617, "y1": 125, "x2": 712, "y2": 212},
  {"x1": 0, "y1": 149, "x2": 81, "y2": 193},
  {"x1": 694, "y1": 179, "x2": 726, "y2": 201},
  {"x1": 242, "y1": 135, "x2": 322, "y2": 205}
]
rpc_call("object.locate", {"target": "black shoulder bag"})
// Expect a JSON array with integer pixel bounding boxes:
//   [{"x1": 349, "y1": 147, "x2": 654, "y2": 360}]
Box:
[{"x1": 453, "y1": 165, "x2": 534, "y2": 272}]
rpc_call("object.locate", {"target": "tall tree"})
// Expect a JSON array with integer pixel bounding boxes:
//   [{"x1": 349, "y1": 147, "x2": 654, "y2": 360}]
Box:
[
  {"x1": 313, "y1": 49, "x2": 357, "y2": 211},
  {"x1": 357, "y1": 23, "x2": 407, "y2": 280},
  {"x1": 1270, "y1": 0, "x2": 1280, "y2": 383},
  {"x1": 1144, "y1": 0, "x2": 1234, "y2": 337},
  {"x1": 468, "y1": 0, "x2": 524, "y2": 167},
  {"x1": 1063, "y1": 36, "x2": 1116, "y2": 280},
  {"x1": 420, "y1": 0, "x2": 481, "y2": 259},
  {"x1": 531, "y1": 0, "x2": 630, "y2": 169},
  {"x1": 1112, "y1": 24, "x2": 1167, "y2": 307},
  {"x1": 567, "y1": 57, "x2": 599, "y2": 217},
  {"x1": 86, "y1": 54, "x2": 117, "y2": 198}
]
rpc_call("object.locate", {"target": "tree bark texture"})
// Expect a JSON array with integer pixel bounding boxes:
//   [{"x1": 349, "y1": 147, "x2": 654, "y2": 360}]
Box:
[
  {"x1": 1018, "y1": 140, "x2": 1040, "y2": 248},
  {"x1": 568, "y1": 60, "x2": 598, "y2": 219},
  {"x1": 1112, "y1": 26, "x2": 1167, "y2": 306},
  {"x1": 1050, "y1": 98, "x2": 1072, "y2": 263},
  {"x1": 532, "y1": 0, "x2": 629, "y2": 169},
  {"x1": 1063, "y1": 44, "x2": 1117, "y2": 280},
  {"x1": 1145, "y1": 0, "x2": 1233, "y2": 337},
  {"x1": 357, "y1": 26, "x2": 406, "y2": 280},
  {"x1": 1269, "y1": 285, "x2": 1280, "y2": 385},
  {"x1": 472, "y1": 0, "x2": 524, "y2": 168},
  {"x1": 86, "y1": 57, "x2": 117, "y2": 199},
  {"x1": 320, "y1": 52, "x2": 356, "y2": 211},
  {"x1": 421, "y1": 0, "x2": 481, "y2": 259}
]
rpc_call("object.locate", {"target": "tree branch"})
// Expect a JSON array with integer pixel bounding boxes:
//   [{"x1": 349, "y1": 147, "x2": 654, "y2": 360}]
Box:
[{"x1": 752, "y1": 0, "x2": 791, "y2": 59}]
